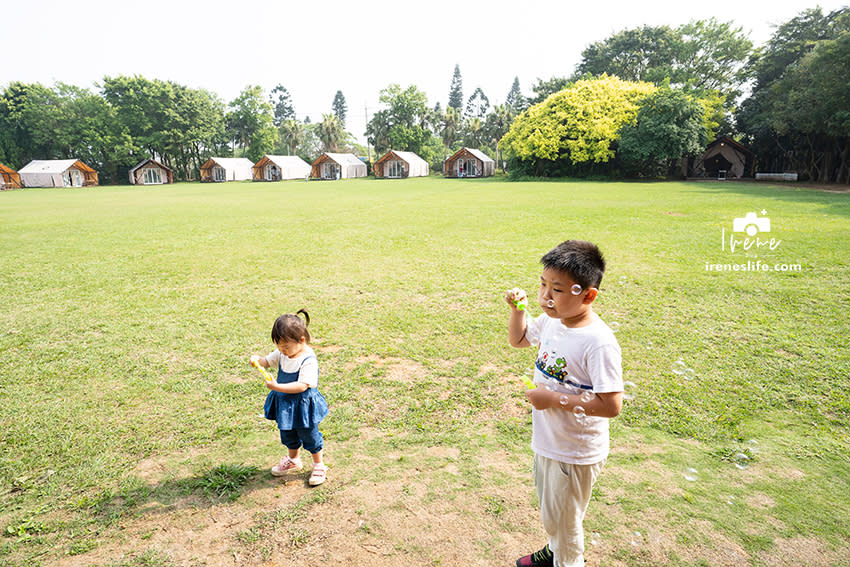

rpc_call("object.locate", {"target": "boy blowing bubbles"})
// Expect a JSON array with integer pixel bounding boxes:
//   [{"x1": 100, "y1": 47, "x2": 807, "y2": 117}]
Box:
[{"x1": 506, "y1": 240, "x2": 624, "y2": 567}]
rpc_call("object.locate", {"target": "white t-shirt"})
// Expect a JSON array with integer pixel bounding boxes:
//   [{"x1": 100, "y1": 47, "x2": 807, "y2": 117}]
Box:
[
  {"x1": 525, "y1": 313, "x2": 623, "y2": 465},
  {"x1": 264, "y1": 345, "x2": 319, "y2": 388}
]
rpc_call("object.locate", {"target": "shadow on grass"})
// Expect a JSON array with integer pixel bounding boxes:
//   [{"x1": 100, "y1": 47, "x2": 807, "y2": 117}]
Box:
[
  {"x1": 82, "y1": 462, "x2": 309, "y2": 526},
  {"x1": 684, "y1": 179, "x2": 850, "y2": 217}
]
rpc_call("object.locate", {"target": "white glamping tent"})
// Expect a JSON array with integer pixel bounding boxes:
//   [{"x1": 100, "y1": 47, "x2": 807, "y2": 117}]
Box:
[
  {"x1": 19, "y1": 159, "x2": 99, "y2": 187},
  {"x1": 200, "y1": 157, "x2": 254, "y2": 182},
  {"x1": 252, "y1": 155, "x2": 312, "y2": 181}
]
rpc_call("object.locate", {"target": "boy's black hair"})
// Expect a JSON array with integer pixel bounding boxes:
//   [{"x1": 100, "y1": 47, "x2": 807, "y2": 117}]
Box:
[
  {"x1": 540, "y1": 240, "x2": 606, "y2": 289},
  {"x1": 271, "y1": 309, "x2": 311, "y2": 344}
]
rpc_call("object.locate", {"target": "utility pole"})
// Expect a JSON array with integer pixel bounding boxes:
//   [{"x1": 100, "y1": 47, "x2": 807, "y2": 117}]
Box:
[{"x1": 364, "y1": 103, "x2": 371, "y2": 163}]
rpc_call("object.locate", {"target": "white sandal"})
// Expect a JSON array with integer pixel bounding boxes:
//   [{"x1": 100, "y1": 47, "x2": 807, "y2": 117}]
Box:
[{"x1": 308, "y1": 464, "x2": 328, "y2": 486}]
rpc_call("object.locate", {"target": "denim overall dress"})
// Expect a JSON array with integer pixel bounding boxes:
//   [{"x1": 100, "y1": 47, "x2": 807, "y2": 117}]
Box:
[{"x1": 264, "y1": 356, "x2": 329, "y2": 434}]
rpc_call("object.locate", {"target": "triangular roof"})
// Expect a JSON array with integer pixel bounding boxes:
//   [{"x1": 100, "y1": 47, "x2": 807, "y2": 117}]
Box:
[
  {"x1": 462, "y1": 148, "x2": 494, "y2": 163},
  {"x1": 447, "y1": 147, "x2": 494, "y2": 164},
  {"x1": 129, "y1": 159, "x2": 172, "y2": 174},
  {"x1": 256, "y1": 155, "x2": 311, "y2": 168},
  {"x1": 201, "y1": 157, "x2": 254, "y2": 169},
  {"x1": 705, "y1": 136, "x2": 753, "y2": 157},
  {"x1": 318, "y1": 153, "x2": 364, "y2": 166},
  {"x1": 377, "y1": 150, "x2": 428, "y2": 167},
  {"x1": 19, "y1": 159, "x2": 96, "y2": 174},
  {"x1": 0, "y1": 163, "x2": 17, "y2": 175}
]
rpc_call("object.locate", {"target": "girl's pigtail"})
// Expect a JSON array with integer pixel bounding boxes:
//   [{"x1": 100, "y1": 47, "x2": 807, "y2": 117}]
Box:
[{"x1": 296, "y1": 309, "x2": 310, "y2": 327}]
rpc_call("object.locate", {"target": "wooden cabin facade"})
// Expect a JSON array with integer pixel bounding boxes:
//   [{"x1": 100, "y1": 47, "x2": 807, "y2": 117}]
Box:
[
  {"x1": 444, "y1": 147, "x2": 495, "y2": 178},
  {"x1": 690, "y1": 136, "x2": 755, "y2": 179},
  {"x1": 129, "y1": 159, "x2": 173, "y2": 185},
  {"x1": 0, "y1": 163, "x2": 21, "y2": 189},
  {"x1": 19, "y1": 159, "x2": 99, "y2": 187},
  {"x1": 252, "y1": 155, "x2": 312, "y2": 181},
  {"x1": 310, "y1": 153, "x2": 367, "y2": 180},
  {"x1": 199, "y1": 158, "x2": 254, "y2": 182},
  {"x1": 373, "y1": 150, "x2": 429, "y2": 179}
]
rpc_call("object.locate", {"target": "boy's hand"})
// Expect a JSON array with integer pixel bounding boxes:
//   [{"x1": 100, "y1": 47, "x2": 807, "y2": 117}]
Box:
[
  {"x1": 506, "y1": 287, "x2": 527, "y2": 310},
  {"x1": 526, "y1": 387, "x2": 556, "y2": 410}
]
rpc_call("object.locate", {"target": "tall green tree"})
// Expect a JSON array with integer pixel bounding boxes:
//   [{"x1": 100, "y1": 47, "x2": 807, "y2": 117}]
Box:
[
  {"x1": 529, "y1": 76, "x2": 571, "y2": 105},
  {"x1": 576, "y1": 25, "x2": 682, "y2": 84},
  {"x1": 737, "y1": 7, "x2": 850, "y2": 182},
  {"x1": 332, "y1": 90, "x2": 347, "y2": 128},
  {"x1": 465, "y1": 87, "x2": 489, "y2": 119},
  {"x1": 226, "y1": 85, "x2": 276, "y2": 161},
  {"x1": 366, "y1": 84, "x2": 435, "y2": 157},
  {"x1": 574, "y1": 19, "x2": 752, "y2": 110},
  {"x1": 270, "y1": 84, "x2": 295, "y2": 127},
  {"x1": 483, "y1": 104, "x2": 515, "y2": 168},
  {"x1": 448, "y1": 64, "x2": 464, "y2": 111},
  {"x1": 505, "y1": 77, "x2": 526, "y2": 113},
  {"x1": 0, "y1": 82, "x2": 58, "y2": 167},
  {"x1": 617, "y1": 85, "x2": 708, "y2": 177}
]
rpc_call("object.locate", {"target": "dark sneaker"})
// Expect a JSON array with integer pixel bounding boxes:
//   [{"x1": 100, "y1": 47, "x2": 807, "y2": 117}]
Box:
[{"x1": 516, "y1": 544, "x2": 553, "y2": 567}]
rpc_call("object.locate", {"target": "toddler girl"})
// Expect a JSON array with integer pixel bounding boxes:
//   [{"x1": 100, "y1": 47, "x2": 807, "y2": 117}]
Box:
[{"x1": 250, "y1": 309, "x2": 329, "y2": 486}]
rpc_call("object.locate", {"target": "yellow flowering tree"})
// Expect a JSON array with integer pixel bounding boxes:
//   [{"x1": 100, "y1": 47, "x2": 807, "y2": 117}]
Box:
[{"x1": 499, "y1": 75, "x2": 656, "y2": 175}]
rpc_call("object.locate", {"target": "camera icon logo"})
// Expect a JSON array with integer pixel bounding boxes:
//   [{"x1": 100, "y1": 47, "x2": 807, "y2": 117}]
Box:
[{"x1": 732, "y1": 212, "x2": 770, "y2": 236}]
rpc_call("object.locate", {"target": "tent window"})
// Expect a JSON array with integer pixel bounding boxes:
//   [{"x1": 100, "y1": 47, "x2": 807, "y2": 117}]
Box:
[
  {"x1": 322, "y1": 162, "x2": 339, "y2": 179},
  {"x1": 458, "y1": 158, "x2": 477, "y2": 177},
  {"x1": 64, "y1": 169, "x2": 83, "y2": 187},
  {"x1": 386, "y1": 160, "x2": 404, "y2": 178},
  {"x1": 266, "y1": 164, "x2": 280, "y2": 181},
  {"x1": 213, "y1": 166, "x2": 226, "y2": 182},
  {"x1": 143, "y1": 168, "x2": 162, "y2": 184}
]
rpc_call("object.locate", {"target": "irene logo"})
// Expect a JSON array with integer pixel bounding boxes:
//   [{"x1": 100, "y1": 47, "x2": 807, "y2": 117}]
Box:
[
  {"x1": 732, "y1": 211, "x2": 770, "y2": 236},
  {"x1": 722, "y1": 209, "x2": 780, "y2": 253},
  {"x1": 705, "y1": 209, "x2": 802, "y2": 273}
]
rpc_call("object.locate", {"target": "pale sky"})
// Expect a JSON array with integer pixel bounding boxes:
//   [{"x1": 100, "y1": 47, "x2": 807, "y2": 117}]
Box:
[{"x1": 3, "y1": 0, "x2": 846, "y2": 143}]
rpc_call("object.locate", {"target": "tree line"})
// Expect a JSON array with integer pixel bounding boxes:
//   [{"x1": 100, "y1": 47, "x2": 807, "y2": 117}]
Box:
[{"x1": 1, "y1": 7, "x2": 847, "y2": 183}]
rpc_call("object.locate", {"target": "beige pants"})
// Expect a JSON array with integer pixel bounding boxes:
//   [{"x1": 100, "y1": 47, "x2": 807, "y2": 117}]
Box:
[{"x1": 534, "y1": 454, "x2": 606, "y2": 567}]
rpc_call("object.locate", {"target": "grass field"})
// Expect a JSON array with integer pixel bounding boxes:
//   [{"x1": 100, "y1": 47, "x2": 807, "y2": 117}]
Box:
[{"x1": 1, "y1": 176, "x2": 848, "y2": 566}]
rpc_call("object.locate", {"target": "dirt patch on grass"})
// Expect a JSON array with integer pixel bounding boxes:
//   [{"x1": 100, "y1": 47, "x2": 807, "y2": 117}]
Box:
[{"x1": 759, "y1": 536, "x2": 840, "y2": 566}]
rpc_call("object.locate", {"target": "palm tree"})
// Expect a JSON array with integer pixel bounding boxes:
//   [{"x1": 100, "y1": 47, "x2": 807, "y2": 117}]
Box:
[
  {"x1": 464, "y1": 117, "x2": 483, "y2": 148},
  {"x1": 279, "y1": 119, "x2": 304, "y2": 155},
  {"x1": 441, "y1": 107, "x2": 461, "y2": 156},
  {"x1": 317, "y1": 114, "x2": 345, "y2": 153}
]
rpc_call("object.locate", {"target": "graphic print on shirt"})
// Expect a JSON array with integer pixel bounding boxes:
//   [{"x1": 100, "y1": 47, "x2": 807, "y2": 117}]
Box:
[{"x1": 536, "y1": 349, "x2": 569, "y2": 382}]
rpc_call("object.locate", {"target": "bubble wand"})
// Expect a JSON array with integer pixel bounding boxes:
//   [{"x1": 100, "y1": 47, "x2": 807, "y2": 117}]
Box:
[
  {"x1": 521, "y1": 374, "x2": 536, "y2": 389},
  {"x1": 250, "y1": 358, "x2": 274, "y2": 382}
]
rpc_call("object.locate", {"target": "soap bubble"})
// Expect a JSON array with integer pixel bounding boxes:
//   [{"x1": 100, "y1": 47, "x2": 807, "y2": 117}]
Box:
[
  {"x1": 745, "y1": 439, "x2": 760, "y2": 454},
  {"x1": 590, "y1": 532, "x2": 602, "y2": 546},
  {"x1": 559, "y1": 395, "x2": 569, "y2": 406},
  {"x1": 571, "y1": 284, "x2": 582, "y2": 295},
  {"x1": 580, "y1": 390, "x2": 595, "y2": 404},
  {"x1": 630, "y1": 531, "x2": 642, "y2": 547},
  {"x1": 622, "y1": 381, "x2": 636, "y2": 401},
  {"x1": 683, "y1": 467, "x2": 699, "y2": 482},
  {"x1": 619, "y1": 276, "x2": 628, "y2": 284},
  {"x1": 733, "y1": 453, "x2": 750, "y2": 470},
  {"x1": 609, "y1": 321, "x2": 620, "y2": 333},
  {"x1": 546, "y1": 299, "x2": 555, "y2": 308},
  {"x1": 573, "y1": 405, "x2": 586, "y2": 418},
  {"x1": 672, "y1": 359, "x2": 696, "y2": 379}
]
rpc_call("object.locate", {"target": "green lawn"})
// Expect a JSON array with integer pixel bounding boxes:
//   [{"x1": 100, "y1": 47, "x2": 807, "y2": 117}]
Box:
[{"x1": 1, "y1": 177, "x2": 848, "y2": 566}]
